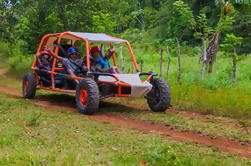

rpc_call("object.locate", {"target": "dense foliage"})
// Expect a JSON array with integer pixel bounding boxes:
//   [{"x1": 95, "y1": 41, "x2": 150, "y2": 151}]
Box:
[{"x1": 0, "y1": 0, "x2": 250, "y2": 54}]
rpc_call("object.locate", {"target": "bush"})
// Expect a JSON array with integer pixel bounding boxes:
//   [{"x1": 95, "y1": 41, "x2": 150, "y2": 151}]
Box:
[
  {"x1": 181, "y1": 45, "x2": 201, "y2": 57},
  {"x1": 4, "y1": 40, "x2": 34, "y2": 77},
  {"x1": 0, "y1": 41, "x2": 10, "y2": 56},
  {"x1": 7, "y1": 54, "x2": 34, "y2": 78},
  {"x1": 0, "y1": 40, "x2": 11, "y2": 66}
]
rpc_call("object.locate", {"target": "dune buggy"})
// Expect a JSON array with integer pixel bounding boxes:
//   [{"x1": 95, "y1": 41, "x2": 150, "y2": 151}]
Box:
[{"x1": 22, "y1": 31, "x2": 171, "y2": 115}]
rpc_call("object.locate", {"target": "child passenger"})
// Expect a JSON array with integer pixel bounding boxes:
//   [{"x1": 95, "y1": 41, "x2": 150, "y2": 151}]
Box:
[
  {"x1": 36, "y1": 50, "x2": 53, "y2": 70},
  {"x1": 90, "y1": 46, "x2": 120, "y2": 74}
]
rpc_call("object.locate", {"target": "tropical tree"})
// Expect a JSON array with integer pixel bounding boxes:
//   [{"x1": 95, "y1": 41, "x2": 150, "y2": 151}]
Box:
[
  {"x1": 220, "y1": 33, "x2": 242, "y2": 82},
  {"x1": 194, "y1": 14, "x2": 214, "y2": 78},
  {"x1": 0, "y1": 0, "x2": 21, "y2": 41},
  {"x1": 173, "y1": 0, "x2": 195, "y2": 82}
]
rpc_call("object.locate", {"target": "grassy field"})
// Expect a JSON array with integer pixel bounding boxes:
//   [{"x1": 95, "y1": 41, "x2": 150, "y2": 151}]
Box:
[
  {"x1": 1, "y1": 42, "x2": 251, "y2": 120},
  {"x1": 103, "y1": 97, "x2": 251, "y2": 144},
  {"x1": 114, "y1": 47, "x2": 251, "y2": 119},
  {"x1": 0, "y1": 73, "x2": 249, "y2": 144},
  {"x1": 0, "y1": 91, "x2": 250, "y2": 165}
]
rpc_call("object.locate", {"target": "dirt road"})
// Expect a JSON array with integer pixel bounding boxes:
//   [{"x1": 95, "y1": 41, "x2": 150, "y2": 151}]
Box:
[{"x1": 0, "y1": 84, "x2": 250, "y2": 158}]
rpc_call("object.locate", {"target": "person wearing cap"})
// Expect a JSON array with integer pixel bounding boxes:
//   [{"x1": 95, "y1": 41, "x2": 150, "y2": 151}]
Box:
[
  {"x1": 90, "y1": 46, "x2": 120, "y2": 73},
  {"x1": 36, "y1": 50, "x2": 53, "y2": 70},
  {"x1": 48, "y1": 46, "x2": 83, "y2": 84}
]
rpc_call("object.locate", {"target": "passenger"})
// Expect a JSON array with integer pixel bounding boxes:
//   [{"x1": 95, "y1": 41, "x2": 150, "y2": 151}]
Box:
[
  {"x1": 104, "y1": 47, "x2": 120, "y2": 73},
  {"x1": 36, "y1": 50, "x2": 53, "y2": 70},
  {"x1": 48, "y1": 47, "x2": 83, "y2": 84},
  {"x1": 90, "y1": 46, "x2": 120, "y2": 74}
]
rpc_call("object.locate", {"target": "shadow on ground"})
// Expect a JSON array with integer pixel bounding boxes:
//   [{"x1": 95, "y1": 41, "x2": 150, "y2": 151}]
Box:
[{"x1": 35, "y1": 94, "x2": 147, "y2": 115}]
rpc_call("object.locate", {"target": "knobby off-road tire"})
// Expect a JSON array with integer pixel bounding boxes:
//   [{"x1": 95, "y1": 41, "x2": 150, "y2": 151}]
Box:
[
  {"x1": 76, "y1": 78, "x2": 99, "y2": 115},
  {"x1": 146, "y1": 78, "x2": 171, "y2": 112},
  {"x1": 22, "y1": 72, "x2": 37, "y2": 99}
]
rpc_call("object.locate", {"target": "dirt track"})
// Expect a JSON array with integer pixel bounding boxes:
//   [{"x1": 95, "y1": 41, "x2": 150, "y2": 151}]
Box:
[{"x1": 0, "y1": 84, "x2": 250, "y2": 158}]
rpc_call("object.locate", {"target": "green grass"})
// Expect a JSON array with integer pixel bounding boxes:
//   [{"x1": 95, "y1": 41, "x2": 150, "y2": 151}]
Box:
[
  {"x1": 2, "y1": 44, "x2": 251, "y2": 119},
  {"x1": 0, "y1": 74, "x2": 21, "y2": 90},
  {"x1": 0, "y1": 92, "x2": 250, "y2": 165},
  {"x1": 170, "y1": 83, "x2": 251, "y2": 119},
  {"x1": 113, "y1": 48, "x2": 251, "y2": 119},
  {"x1": 0, "y1": 69, "x2": 250, "y2": 143},
  {"x1": 102, "y1": 98, "x2": 251, "y2": 143}
]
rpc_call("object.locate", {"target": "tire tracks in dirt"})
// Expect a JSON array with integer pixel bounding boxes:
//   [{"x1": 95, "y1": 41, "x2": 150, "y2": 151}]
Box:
[
  {"x1": 104, "y1": 98, "x2": 245, "y2": 130},
  {"x1": 0, "y1": 85, "x2": 250, "y2": 158}
]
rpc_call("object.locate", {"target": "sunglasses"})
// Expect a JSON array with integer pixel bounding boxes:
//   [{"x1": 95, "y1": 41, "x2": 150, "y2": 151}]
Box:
[{"x1": 70, "y1": 53, "x2": 79, "y2": 56}]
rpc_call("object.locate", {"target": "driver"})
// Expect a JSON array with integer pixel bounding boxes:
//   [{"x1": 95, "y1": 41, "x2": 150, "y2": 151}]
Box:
[{"x1": 48, "y1": 47, "x2": 83, "y2": 84}]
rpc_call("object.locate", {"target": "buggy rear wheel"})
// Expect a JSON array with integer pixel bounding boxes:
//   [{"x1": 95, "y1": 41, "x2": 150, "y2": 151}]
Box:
[
  {"x1": 76, "y1": 78, "x2": 99, "y2": 115},
  {"x1": 146, "y1": 78, "x2": 171, "y2": 112},
  {"x1": 22, "y1": 72, "x2": 37, "y2": 99}
]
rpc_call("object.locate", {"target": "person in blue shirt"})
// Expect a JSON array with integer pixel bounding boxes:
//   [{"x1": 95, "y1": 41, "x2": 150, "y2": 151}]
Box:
[
  {"x1": 90, "y1": 46, "x2": 120, "y2": 73},
  {"x1": 95, "y1": 55, "x2": 110, "y2": 69}
]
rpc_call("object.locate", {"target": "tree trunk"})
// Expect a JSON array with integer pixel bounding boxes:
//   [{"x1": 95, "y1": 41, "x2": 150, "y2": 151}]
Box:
[
  {"x1": 176, "y1": 38, "x2": 181, "y2": 82},
  {"x1": 206, "y1": 3, "x2": 225, "y2": 73},
  {"x1": 120, "y1": 46, "x2": 124, "y2": 73},
  {"x1": 233, "y1": 48, "x2": 237, "y2": 83},
  {"x1": 140, "y1": 60, "x2": 143, "y2": 72},
  {"x1": 201, "y1": 37, "x2": 207, "y2": 79},
  {"x1": 160, "y1": 48, "x2": 163, "y2": 79},
  {"x1": 207, "y1": 31, "x2": 221, "y2": 73},
  {"x1": 166, "y1": 45, "x2": 171, "y2": 80}
]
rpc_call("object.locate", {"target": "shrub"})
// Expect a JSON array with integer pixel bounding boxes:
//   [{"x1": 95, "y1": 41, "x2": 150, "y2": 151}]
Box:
[
  {"x1": 5, "y1": 40, "x2": 33, "y2": 77},
  {"x1": 7, "y1": 54, "x2": 34, "y2": 78},
  {"x1": 0, "y1": 40, "x2": 10, "y2": 66}
]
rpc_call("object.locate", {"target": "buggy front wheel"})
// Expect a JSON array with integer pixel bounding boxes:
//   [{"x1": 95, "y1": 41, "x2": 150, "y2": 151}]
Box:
[
  {"x1": 146, "y1": 78, "x2": 171, "y2": 112},
  {"x1": 22, "y1": 72, "x2": 37, "y2": 99},
  {"x1": 75, "y1": 78, "x2": 99, "y2": 115}
]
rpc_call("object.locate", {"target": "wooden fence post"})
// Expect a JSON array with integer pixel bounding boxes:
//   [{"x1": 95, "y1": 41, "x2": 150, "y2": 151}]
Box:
[
  {"x1": 201, "y1": 37, "x2": 207, "y2": 79},
  {"x1": 132, "y1": 62, "x2": 135, "y2": 74},
  {"x1": 166, "y1": 45, "x2": 171, "y2": 80},
  {"x1": 140, "y1": 60, "x2": 143, "y2": 72},
  {"x1": 176, "y1": 38, "x2": 181, "y2": 82},
  {"x1": 233, "y1": 48, "x2": 237, "y2": 82},
  {"x1": 120, "y1": 46, "x2": 124, "y2": 73},
  {"x1": 160, "y1": 48, "x2": 163, "y2": 79}
]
